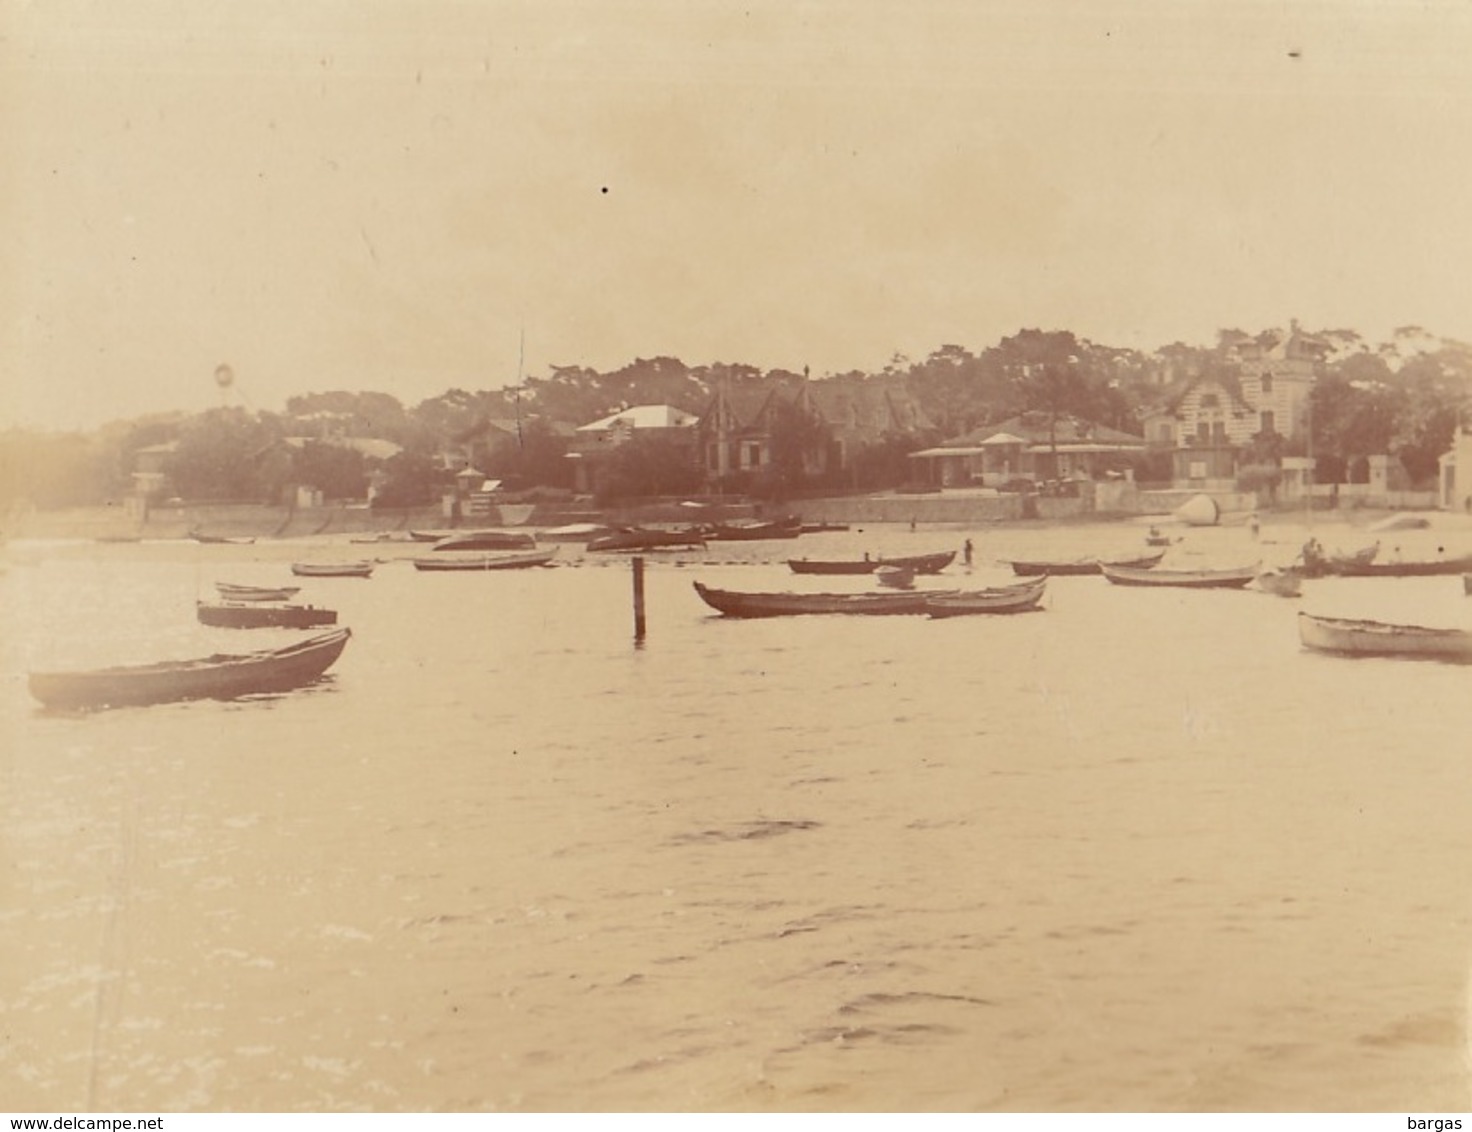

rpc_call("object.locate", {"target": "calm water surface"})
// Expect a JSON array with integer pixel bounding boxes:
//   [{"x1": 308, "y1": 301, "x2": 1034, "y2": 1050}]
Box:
[{"x1": 4, "y1": 520, "x2": 1472, "y2": 1112}]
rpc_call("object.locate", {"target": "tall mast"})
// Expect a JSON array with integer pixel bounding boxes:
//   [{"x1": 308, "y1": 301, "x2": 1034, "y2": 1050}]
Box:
[{"x1": 515, "y1": 324, "x2": 525, "y2": 450}]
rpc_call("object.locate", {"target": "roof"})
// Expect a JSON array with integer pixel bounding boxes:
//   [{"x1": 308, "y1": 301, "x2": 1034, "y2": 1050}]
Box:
[
  {"x1": 577, "y1": 404, "x2": 700, "y2": 432},
  {"x1": 943, "y1": 414, "x2": 1144, "y2": 448}
]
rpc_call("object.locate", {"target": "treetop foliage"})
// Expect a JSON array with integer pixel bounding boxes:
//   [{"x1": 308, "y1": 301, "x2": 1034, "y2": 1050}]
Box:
[{"x1": 4, "y1": 325, "x2": 1471, "y2": 510}]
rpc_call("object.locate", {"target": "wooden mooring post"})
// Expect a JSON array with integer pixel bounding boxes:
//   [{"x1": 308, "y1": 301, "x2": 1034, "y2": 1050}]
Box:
[{"x1": 632, "y1": 556, "x2": 646, "y2": 641}]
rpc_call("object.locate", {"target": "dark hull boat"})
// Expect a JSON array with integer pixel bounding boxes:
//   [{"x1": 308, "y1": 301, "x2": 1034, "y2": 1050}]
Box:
[
  {"x1": 197, "y1": 602, "x2": 339, "y2": 629},
  {"x1": 692, "y1": 580, "x2": 948, "y2": 617},
  {"x1": 704, "y1": 517, "x2": 803, "y2": 541},
  {"x1": 29, "y1": 628, "x2": 351, "y2": 710},
  {"x1": 1320, "y1": 553, "x2": 1472, "y2": 578},
  {"x1": 587, "y1": 527, "x2": 707, "y2": 552},
  {"x1": 1008, "y1": 550, "x2": 1165, "y2": 577},
  {"x1": 788, "y1": 550, "x2": 957, "y2": 576}
]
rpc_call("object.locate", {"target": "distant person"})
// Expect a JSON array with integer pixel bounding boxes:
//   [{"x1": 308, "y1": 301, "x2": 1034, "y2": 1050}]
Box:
[
  {"x1": 909, "y1": 517, "x2": 917, "y2": 532},
  {"x1": 1248, "y1": 512, "x2": 1260, "y2": 540},
  {"x1": 963, "y1": 538, "x2": 974, "y2": 567}
]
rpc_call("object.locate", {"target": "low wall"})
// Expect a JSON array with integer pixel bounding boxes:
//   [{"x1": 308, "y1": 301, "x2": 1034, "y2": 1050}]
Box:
[
  {"x1": 1138, "y1": 489, "x2": 1259, "y2": 516},
  {"x1": 791, "y1": 493, "x2": 1025, "y2": 525},
  {"x1": 8, "y1": 482, "x2": 1451, "y2": 543}
]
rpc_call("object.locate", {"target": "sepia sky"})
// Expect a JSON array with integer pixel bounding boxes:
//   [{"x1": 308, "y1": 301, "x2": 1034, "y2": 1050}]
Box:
[{"x1": 4, "y1": 0, "x2": 1472, "y2": 430}]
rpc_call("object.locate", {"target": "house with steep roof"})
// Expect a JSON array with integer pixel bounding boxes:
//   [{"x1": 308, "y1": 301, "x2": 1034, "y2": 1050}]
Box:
[
  {"x1": 696, "y1": 374, "x2": 934, "y2": 485},
  {"x1": 1145, "y1": 324, "x2": 1327, "y2": 486}
]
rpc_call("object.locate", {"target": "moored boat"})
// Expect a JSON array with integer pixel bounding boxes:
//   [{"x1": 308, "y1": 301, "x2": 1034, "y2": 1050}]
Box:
[
  {"x1": 587, "y1": 527, "x2": 707, "y2": 552},
  {"x1": 537, "y1": 522, "x2": 614, "y2": 543},
  {"x1": 1100, "y1": 562, "x2": 1258, "y2": 589},
  {"x1": 215, "y1": 582, "x2": 302, "y2": 602},
  {"x1": 189, "y1": 528, "x2": 255, "y2": 545},
  {"x1": 874, "y1": 565, "x2": 916, "y2": 589},
  {"x1": 1313, "y1": 550, "x2": 1472, "y2": 578},
  {"x1": 1298, "y1": 540, "x2": 1379, "y2": 577},
  {"x1": 788, "y1": 550, "x2": 956, "y2": 576},
  {"x1": 427, "y1": 529, "x2": 538, "y2": 552},
  {"x1": 1008, "y1": 549, "x2": 1165, "y2": 577},
  {"x1": 411, "y1": 548, "x2": 558, "y2": 571},
  {"x1": 923, "y1": 579, "x2": 1047, "y2": 617},
  {"x1": 197, "y1": 602, "x2": 339, "y2": 629},
  {"x1": 692, "y1": 580, "x2": 947, "y2": 618},
  {"x1": 1254, "y1": 567, "x2": 1303, "y2": 597},
  {"x1": 290, "y1": 560, "x2": 375, "y2": 578},
  {"x1": 1298, "y1": 612, "x2": 1472, "y2": 662},
  {"x1": 28, "y1": 628, "x2": 352, "y2": 710},
  {"x1": 703, "y1": 516, "x2": 803, "y2": 541}
]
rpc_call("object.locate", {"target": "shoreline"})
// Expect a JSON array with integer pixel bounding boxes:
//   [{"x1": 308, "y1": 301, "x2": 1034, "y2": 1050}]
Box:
[{"x1": 4, "y1": 490, "x2": 1460, "y2": 547}]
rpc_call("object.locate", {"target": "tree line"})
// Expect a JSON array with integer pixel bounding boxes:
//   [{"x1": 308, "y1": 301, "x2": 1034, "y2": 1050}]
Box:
[{"x1": 3, "y1": 325, "x2": 1469, "y2": 511}]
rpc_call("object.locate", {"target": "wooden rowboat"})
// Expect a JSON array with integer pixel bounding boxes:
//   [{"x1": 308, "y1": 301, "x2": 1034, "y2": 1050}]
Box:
[
  {"x1": 197, "y1": 602, "x2": 339, "y2": 629},
  {"x1": 189, "y1": 528, "x2": 255, "y2": 545},
  {"x1": 290, "y1": 561, "x2": 375, "y2": 578},
  {"x1": 587, "y1": 527, "x2": 707, "y2": 552},
  {"x1": 1008, "y1": 549, "x2": 1165, "y2": 577},
  {"x1": 28, "y1": 628, "x2": 351, "y2": 710},
  {"x1": 1298, "y1": 612, "x2": 1472, "y2": 662},
  {"x1": 875, "y1": 565, "x2": 916, "y2": 589},
  {"x1": 923, "y1": 579, "x2": 1047, "y2": 617},
  {"x1": 692, "y1": 580, "x2": 948, "y2": 618},
  {"x1": 1321, "y1": 551, "x2": 1472, "y2": 578},
  {"x1": 412, "y1": 548, "x2": 557, "y2": 571},
  {"x1": 703, "y1": 517, "x2": 803, "y2": 541},
  {"x1": 427, "y1": 529, "x2": 538, "y2": 552},
  {"x1": 215, "y1": 582, "x2": 302, "y2": 602},
  {"x1": 1100, "y1": 562, "x2": 1257, "y2": 589},
  {"x1": 788, "y1": 550, "x2": 956, "y2": 576}
]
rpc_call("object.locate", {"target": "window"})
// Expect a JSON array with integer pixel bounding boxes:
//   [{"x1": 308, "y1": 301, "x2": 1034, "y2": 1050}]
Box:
[
  {"x1": 1212, "y1": 421, "x2": 1228, "y2": 442},
  {"x1": 1200, "y1": 393, "x2": 1219, "y2": 409},
  {"x1": 1261, "y1": 410, "x2": 1275, "y2": 435},
  {"x1": 1197, "y1": 422, "x2": 1211, "y2": 443},
  {"x1": 1261, "y1": 373, "x2": 1273, "y2": 394}
]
